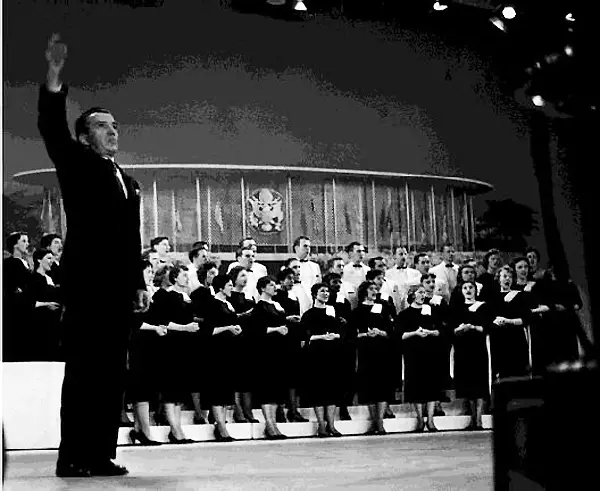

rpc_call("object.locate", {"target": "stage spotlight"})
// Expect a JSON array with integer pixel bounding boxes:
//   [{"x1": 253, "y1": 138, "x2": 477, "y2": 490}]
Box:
[
  {"x1": 433, "y1": 2, "x2": 449, "y2": 12},
  {"x1": 565, "y1": 13, "x2": 575, "y2": 22},
  {"x1": 293, "y1": 0, "x2": 307, "y2": 11},
  {"x1": 490, "y1": 17, "x2": 507, "y2": 32},
  {"x1": 532, "y1": 95, "x2": 545, "y2": 106},
  {"x1": 501, "y1": 6, "x2": 516, "y2": 20},
  {"x1": 266, "y1": 0, "x2": 286, "y2": 5},
  {"x1": 564, "y1": 45, "x2": 574, "y2": 56}
]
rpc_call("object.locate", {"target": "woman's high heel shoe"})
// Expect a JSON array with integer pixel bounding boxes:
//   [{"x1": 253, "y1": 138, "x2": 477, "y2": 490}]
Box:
[
  {"x1": 168, "y1": 432, "x2": 196, "y2": 444},
  {"x1": 129, "y1": 430, "x2": 162, "y2": 446},
  {"x1": 214, "y1": 427, "x2": 235, "y2": 442},
  {"x1": 326, "y1": 427, "x2": 343, "y2": 437}
]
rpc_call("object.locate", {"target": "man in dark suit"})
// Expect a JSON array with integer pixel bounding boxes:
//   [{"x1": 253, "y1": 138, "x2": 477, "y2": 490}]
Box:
[{"x1": 38, "y1": 34, "x2": 149, "y2": 478}]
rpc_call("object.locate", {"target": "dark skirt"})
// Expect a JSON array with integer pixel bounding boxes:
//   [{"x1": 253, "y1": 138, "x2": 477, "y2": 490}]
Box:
[
  {"x1": 128, "y1": 330, "x2": 161, "y2": 403},
  {"x1": 403, "y1": 337, "x2": 447, "y2": 404},
  {"x1": 356, "y1": 337, "x2": 395, "y2": 404},
  {"x1": 490, "y1": 328, "x2": 530, "y2": 380},
  {"x1": 453, "y1": 332, "x2": 490, "y2": 400},
  {"x1": 203, "y1": 332, "x2": 236, "y2": 406},
  {"x1": 253, "y1": 333, "x2": 288, "y2": 405},
  {"x1": 303, "y1": 339, "x2": 342, "y2": 407}
]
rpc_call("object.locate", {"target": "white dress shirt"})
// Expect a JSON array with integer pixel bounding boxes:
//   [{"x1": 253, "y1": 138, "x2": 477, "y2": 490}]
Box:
[
  {"x1": 386, "y1": 266, "x2": 421, "y2": 312},
  {"x1": 429, "y1": 261, "x2": 459, "y2": 294},
  {"x1": 227, "y1": 261, "x2": 268, "y2": 278}
]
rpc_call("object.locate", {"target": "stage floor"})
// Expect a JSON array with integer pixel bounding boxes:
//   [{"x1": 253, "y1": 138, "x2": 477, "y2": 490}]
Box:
[{"x1": 3, "y1": 431, "x2": 493, "y2": 490}]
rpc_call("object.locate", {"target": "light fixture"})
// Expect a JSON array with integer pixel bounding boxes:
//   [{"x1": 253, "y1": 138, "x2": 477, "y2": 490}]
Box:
[
  {"x1": 501, "y1": 6, "x2": 517, "y2": 20},
  {"x1": 293, "y1": 0, "x2": 307, "y2": 11},
  {"x1": 433, "y1": 2, "x2": 449, "y2": 11},
  {"x1": 564, "y1": 45, "x2": 574, "y2": 56},
  {"x1": 490, "y1": 17, "x2": 507, "y2": 32},
  {"x1": 565, "y1": 13, "x2": 575, "y2": 22},
  {"x1": 532, "y1": 95, "x2": 545, "y2": 107}
]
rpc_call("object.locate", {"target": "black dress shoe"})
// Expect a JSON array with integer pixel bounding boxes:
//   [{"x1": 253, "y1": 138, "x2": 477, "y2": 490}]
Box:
[
  {"x1": 426, "y1": 425, "x2": 439, "y2": 433},
  {"x1": 287, "y1": 410, "x2": 309, "y2": 423},
  {"x1": 55, "y1": 461, "x2": 91, "y2": 478},
  {"x1": 326, "y1": 427, "x2": 343, "y2": 437},
  {"x1": 412, "y1": 425, "x2": 425, "y2": 434},
  {"x1": 88, "y1": 460, "x2": 129, "y2": 477},
  {"x1": 129, "y1": 429, "x2": 162, "y2": 446},
  {"x1": 193, "y1": 415, "x2": 207, "y2": 425},
  {"x1": 168, "y1": 432, "x2": 196, "y2": 444},
  {"x1": 214, "y1": 427, "x2": 236, "y2": 442}
]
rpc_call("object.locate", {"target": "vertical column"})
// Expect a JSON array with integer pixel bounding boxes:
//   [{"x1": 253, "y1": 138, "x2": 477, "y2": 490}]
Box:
[
  {"x1": 371, "y1": 179, "x2": 377, "y2": 252},
  {"x1": 387, "y1": 187, "x2": 393, "y2": 250},
  {"x1": 323, "y1": 181, "x2": 329, "y2": 251},
  {"x1": 47, "y1": 190, "x2": 54, "y2": 233},
  {"x1": 358, "y1": 182, "x2": 364, "y2": 246},
  {"x1": 332, "y1": 177, "x2": 339, "y2": 253},
  {"x1": 405, "y1": 181, "x2": 411, "y2": 249},
  {"x1": 240, "y1": 175, "x2": 247, "y2": 238},
  {"x1": 450, "y1": 187, "x2": 458, "y2": 248},
  {"x1": 152, "y1": 177, "x2": 158, "y2": 238},
  {"x1": 206, "y1": 184, "x2": 212, "y2": 246},
  {"x1": 139, "y1": 194, "x2": 144, "y2": 250},
  {"x1": 430, "y1": 184, "x2": 437, "y2": 252},
  {"x1": 59, "y1": 196, "x2": 66, "y2": 237},
  {"x1": 287, "y1": 176, "x2": 293, "y2": 252},
  {"x1": 469, "y1": 195, "x2": 476, "y2": 252},
  {"x1": 171, "y1": 189, "x2": 177, "y2": 252},
  {"x1": 411, "y1": 190, "x2": 417, "y2": 251},
  {"x1": 195, "y1": 177, "x2": 202, "y2": 241},
  {"x1": 463, "y1": 191, "x2": 469, "y2": 252}
]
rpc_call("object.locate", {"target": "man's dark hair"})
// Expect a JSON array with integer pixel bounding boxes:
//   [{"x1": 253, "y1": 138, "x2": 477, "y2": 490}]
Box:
[
  {"x1": 40, "y1": 233, "x2": 61, "y2": 250},
  {"x1": 75, "y1": 107, "x2": 112, "y2": 140}
]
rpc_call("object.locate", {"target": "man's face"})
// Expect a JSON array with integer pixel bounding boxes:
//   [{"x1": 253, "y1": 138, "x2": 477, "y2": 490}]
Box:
[
  {"x1": 395, "y1": 247, "x2": 408, "y2": 267},
  {"x1": 239, "y1": 249, "x2": 255, "y2": 270},
  {"x1": 295, "y1": 238, "x2": 311, "y2": 260},
  {"x1": 329, "y1": 259, "x2": 344, "y2": 275},
  {"x1": 373, "y1": 259, "x2": 386, "y2": 272},
  {"x1": 442, "y1": 245, "x2": 455, "y2": 264},
  {"x1": 155, "y1": 239, "x2": 170, "y2": 256},
  {"x1": 49, "y1": 238, "x2": 62, "y2": 257},
  {"x1": 416, "y1": 255, "x2": 431, "y2": 275},
  {"x1": 288, "y1": 260, "x2": 301, "y2": 282},
  {"x1": 194, "y1": 249, "x2": 209, "y2": 267},
  {"x1": 350, "y1": 244, "x2": 366, "y2": 263},
  {"x1": 80, "y1": 112, "x2": 119, "y2": 157},
  {"x1": 281, "y1": 273, "x2": 295, "y2": 291}
]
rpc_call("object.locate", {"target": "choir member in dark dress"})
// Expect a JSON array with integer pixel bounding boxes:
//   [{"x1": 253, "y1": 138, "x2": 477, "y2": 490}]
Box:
[
  {"x1": 301, "y1": 283, "x2": 343, "y2": 437},
  {"x1": 477, "y1": 248, "x2": 502, "y2": 302},
  {"x1": 3, "y1": 232, "x2": 33, "y2": 362},
  {"x1": 526, "y1": 246, "x2": 547, "y2": 282},
  {"x1": 487, "y1": 265, "x2": 532, "y2": 380},
  {"x1": 449, "y1": 264, "x2": 483, "y2": 308},
  {"x1": 248, "y1": 276, "x2": 289, "y2": 439},
  {"x1": 228, "y1": 266, "x2": 258, "y2": 423},
  {"x1": 150, "y1": 264, "x2": 199, "y2": 443},
  {"x1": 421, "y1": 273, "x2": 451, "y2": 415},
  {"x1": 397, "y1": 284, "x2": 447, "y2": 432},
  {"x1": 203, "y1": 274, "x2": 243, "y2": 442},
  {"x1": 273, "y1": 268, "x2": 307, "y2": 423},
  {"x1": 40, "y1": 233, "x2": 63, "y2": 287},
  {"x1": 323, "y1": 273, "x2": 354, "y2": 421},
  {"x1": 189, "y1": 261, "x2": 219, "y2": 425},
  {"x1": 450, "y1": 281, "x2": 491, "y2": 431},
  {"x1": 28, "y1": 248, "x2": 62, "y2": 361},
  {"x1": 128, "y1": 261, "x2": 165, "y2": 447},
  {"x1": 353, "y1": 281, "x2": 395, "y2": 435}
]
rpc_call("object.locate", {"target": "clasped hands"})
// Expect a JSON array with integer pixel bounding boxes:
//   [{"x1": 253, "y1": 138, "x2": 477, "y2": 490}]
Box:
[
  {"x1": 269, "y1": 325, "x2": 289, "y2": 336},
  {"x1": 454, "y1": 323, "x2": 478, "y2": 335},
  {"x1": 367, "y1": 327, "x2": 387, "y2": 338},
  {"x1": 415, "y1": 327, "x2": 439, "y2": 338}
]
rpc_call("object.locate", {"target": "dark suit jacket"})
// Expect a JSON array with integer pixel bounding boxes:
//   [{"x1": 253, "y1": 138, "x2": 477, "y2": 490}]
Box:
[{"x1": 38, "y1": 84, "x2": 144, "y2": 311}]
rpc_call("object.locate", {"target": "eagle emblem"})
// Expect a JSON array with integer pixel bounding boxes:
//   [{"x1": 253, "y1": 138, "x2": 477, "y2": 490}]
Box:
[{"x1": 247, "y1": 188, "x2": 285, "y2": 233}]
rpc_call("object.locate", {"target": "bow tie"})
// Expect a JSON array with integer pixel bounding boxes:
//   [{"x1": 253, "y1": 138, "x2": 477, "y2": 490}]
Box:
[
  {"x1": 299, "y1": 259, "x2": 309, "y2": 263},
  {"x1": 445, "y1": 263, "x2": 454, "y2": 268},
  {"x1": 397, "y1": 265, "x2": 407, "y2": 270},
  {"x1": 353, "y1": 263, "x2": 362, "y2": 268},
  {"x1": 247, "y1": 269, "x2": 253, "y2": 273}
]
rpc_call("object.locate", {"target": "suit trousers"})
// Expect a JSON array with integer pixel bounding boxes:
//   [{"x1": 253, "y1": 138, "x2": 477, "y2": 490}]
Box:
[{"x1": 57, "y1": 305, "x2": 133, "y2": 465}]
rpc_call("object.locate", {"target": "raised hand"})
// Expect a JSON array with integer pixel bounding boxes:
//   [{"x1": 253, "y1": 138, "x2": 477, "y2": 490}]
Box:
[{"x1": 46, "y1": 33, "x2": 67, "y2": 72}]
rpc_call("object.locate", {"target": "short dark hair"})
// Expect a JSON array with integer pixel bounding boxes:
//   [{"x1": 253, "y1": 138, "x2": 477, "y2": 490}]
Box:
[
  {"x1": 256, "y1": 275, "x2": 276, "y2": 294},
  {"x1": 32, "y1": 248, "x2": 52, "y2": 270},
  {"x1": 283, "y1": 257, "x2": 299, "y2": 268},
  {"x1": 229, "y1": 266, "x2": 247, "y2": 284},
  {"x1": 367, "y1": 256, "x2": 384, "y2": 269},
  {"x1": 293, "y1": 236, "x2": 310, "y2": 249},
  {"x1": 323, "y1": 272, "x2": 341, "y2": 285},
  {"x1": 75, "y1": 107, "x2": 112, "y2": 140},
  {"x1": 188, "y1": 247, "x2": 207, "y2": 262},
  {"x1": 327, "y1": 257, "x2": 344, "y2": 270},
  {"x1": 6, "y1": 232, "x2": 27, "y2": 253},
  {"x1": 238, "y1": 237, "x2": 255, "y2": 248},
  {"x1": 236, "y1": 245, "x2": 254, "y2": 259},
  {"x1": 357, "y1": 280, "x2": 376, "y2": 304},
  {"x1": 192, "y1": 241, "x2": 210, "y2": 250},
  {"x1": 310, "y1": 282, "x2": 329, "y2": 299},
  {"x1": 483, "y1": 249, "x2": 501, "y2": 269},
  {"x1": 366, "y1": 269, "x2": 384, "y2": 281},
  {"x1": 212, "y1": 274, "x2": 232, "y2": 293},
  {"x1": 345, "y1": 241, "x2": 362, "y2": 254},
  {"x1": 277, "y1": 268, "x2": 295, "y2": 283},
  {"x1": 420, "y1": 273, "x2": 436, "y2": 283},
  {"x1": 40, "y1": 233, "x2": 61, "y2": 250},
  {"x1": 440, "y1": 242, "x2": 454, "y2": 253},
  {"x1": 198, "y1": 261, "x2": 218, "y2": 285},
  {"x1": 168, "y1": 263, "x2": 188, "y2": 285},
  {"x1": 414, "y1": 252, "x2": 429, "y2": 267},
  {"x1": 150, "y1": 236, "x2": 170, "y2": 250}
]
